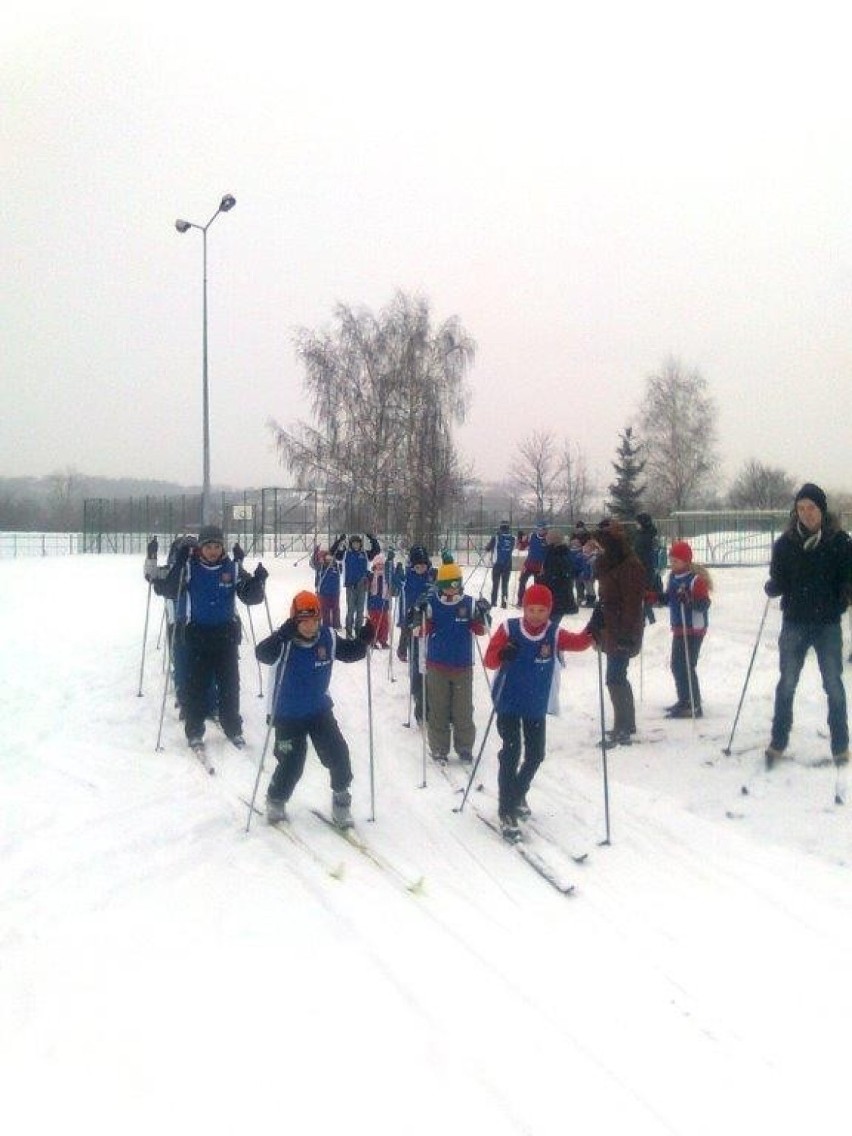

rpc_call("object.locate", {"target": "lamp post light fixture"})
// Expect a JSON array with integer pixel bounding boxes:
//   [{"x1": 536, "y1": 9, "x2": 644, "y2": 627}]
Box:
[{"x1": 174, "y1": 194, "x2": 237, "y2": 525}]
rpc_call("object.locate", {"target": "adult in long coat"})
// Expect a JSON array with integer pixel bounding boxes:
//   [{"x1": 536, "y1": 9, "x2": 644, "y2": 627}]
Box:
[{"x1": 587, "y1": 522, "x2": 646, "y2": 744}]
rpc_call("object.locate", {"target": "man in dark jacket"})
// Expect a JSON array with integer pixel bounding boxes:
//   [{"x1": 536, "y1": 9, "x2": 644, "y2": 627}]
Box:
[{"x1": 764, "y1": 483, "x2": 852, "y2": 770}]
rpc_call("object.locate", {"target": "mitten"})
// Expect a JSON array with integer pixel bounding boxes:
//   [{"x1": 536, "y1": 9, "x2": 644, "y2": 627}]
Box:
[
  {"x1": 254, "y1": 562, "x2": 269, "y2": 584},
  {"x1": 359, "y1": 622, "x2": 375, "y2": 644},
  {"x1": 232, "y1": 542, "x2": 245, "y2": 562},
  {"x1": 498, "y1": 640, "x2": 519, "y2": 663}
]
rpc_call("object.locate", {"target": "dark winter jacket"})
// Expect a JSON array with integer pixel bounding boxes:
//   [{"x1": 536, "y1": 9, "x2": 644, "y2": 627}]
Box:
[
  {"x1": 594, "y1": 526, "x2": 645, "y2": 658},
  {"x1": 155, "y1": 551, "x2": 264, "y2": 627},
  {"x1": 765, "y1": 515, "x2": 852, "y2": 625},
  {"x1": 256, "y1": 625, "x2": 367, "y2": 723},
  {"x1": 539, "y1": 540, "x2": 578, "y2": 619}
]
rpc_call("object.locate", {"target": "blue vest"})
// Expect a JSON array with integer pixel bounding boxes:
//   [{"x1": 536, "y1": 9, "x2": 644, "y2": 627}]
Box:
[
  {"x1": 427, "y1": 594, "x2": 476, "y2": 669},
  {"x1": 493, "y1": 531, "x2": 515, "y2": 567},
  {"x1": 495, "y1": 618, "x2": 559, "y2": 718},
  {"x1": 186, "y1": 557, "x2": 238, "y2": 627},
  {"x1": 272, "y1": 627, "x2": 338, "y2": 720}
]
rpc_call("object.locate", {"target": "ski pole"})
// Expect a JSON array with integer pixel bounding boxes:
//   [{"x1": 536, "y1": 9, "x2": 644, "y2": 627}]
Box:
[
  {"x1": 155, "y1": 602, "x2": 166, "y2": 652},
  {"x1": 154, "y1": 624, "x2": 173, "y2": 751},
  {"x1": 722, "y1": 596, "x2": 771, "y2": 756},
  {"x1": 245, "y1": 604, "x2": 264, "y2": 698},
  {"x1": 419, "y1": 613, "x2": 429, "y2": 788},
  {"x1": 679, "y1": 601, "x2": 697, "y2": 730},
  {"x1": 454, "y1": 669, "x2": 507, "y2": 814},
  {"x1": 137, "y1": 581, "x2": 153, "y2": 696},
  {"x1": 366, "y1": 642, "x2": 376, "y2": 821},
  {"x1": 596, "y1": 645, "x2": 612, "y2": 845},
  {"x1": 246, "y1": 642, "x2": 290, "y2": 833}
]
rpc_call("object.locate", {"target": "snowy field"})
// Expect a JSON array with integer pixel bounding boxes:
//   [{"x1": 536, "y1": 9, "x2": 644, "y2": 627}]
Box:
[{"x1": 2, "y1": 554, "x2": 850, "y2": 1136}]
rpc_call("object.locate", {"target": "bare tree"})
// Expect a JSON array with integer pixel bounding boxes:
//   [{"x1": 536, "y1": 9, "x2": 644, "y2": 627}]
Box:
[
  {"x1": 270, "y1": 292, "x2": 475, "y2": 547},
  {"x1": 728, "y1": 460, "x2": 796, "y2": 509},
  {"x1": 557, "y1": 440, "x2": 594, "y2": 522},
  {"x1": 509, "y1": 431, "x2": 561, "y2": 519},
  {"x1": 639, "y1": 356, "x2": 718, "y2": 512}
]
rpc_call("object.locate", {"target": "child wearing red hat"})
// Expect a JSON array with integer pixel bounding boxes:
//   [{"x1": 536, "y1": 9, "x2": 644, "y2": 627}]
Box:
[
  {"x1": 484, "y1": 583, "x2": 594, "y2": 841},
  {"x1": 665, "y1": 541, "x2": 712, "y2": 719},
  {"x1": 256, "y1": 590, "x2": 374, "y2": 828}
]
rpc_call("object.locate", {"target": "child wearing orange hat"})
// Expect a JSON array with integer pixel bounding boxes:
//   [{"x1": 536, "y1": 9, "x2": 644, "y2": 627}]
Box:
[
  {"x1": 484, "y1": 583, "x2": 594, "y2": 841},
  {"x1": 256, "y1": 590, "x2": 374, "y2": 827}
]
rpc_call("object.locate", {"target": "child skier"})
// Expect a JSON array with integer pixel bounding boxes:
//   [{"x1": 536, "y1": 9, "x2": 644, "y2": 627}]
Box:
[
  {"x1": 256, "y1": 590, "x2": 374, "y2": 828},
  {"x1": 484, "y1": 583, "x2": 594, "y2": 841},
  {"x1": 485, "y1": 521, "x2": 515, "y2": 608},
  {"x1": 516, "y1": 521, "x2": 548, "y2": 605},
  {"x1": 664, "y1": 541, "x2": 712, "y2": 719},
  {"x1": 156, "y1": 525, "x2": 267, "y2": 750},
  {"x1": 310, "y1": 544, "x2": 342, "y2": 629},
  {"x1": 366, "y1": 553, "x2": 392, "y2": 647},
  {"x1": 394, "y1": 545, "x2": 434, "y2": 663},
  {"x1": 336, "y1": 532, "x2": 381, "y2": 638},
  {"x1": 412, "y1": 561, "x2": 490, "y2": 763}
]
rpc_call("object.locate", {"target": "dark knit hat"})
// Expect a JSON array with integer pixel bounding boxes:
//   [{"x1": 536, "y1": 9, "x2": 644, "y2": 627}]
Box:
[
  {"x1": 794, "y1": 483, "x2": 828, "y2": 514},
  {"x1": 197, "y1": 525, "x2": 224, "y2": 546},
  {"x1": 409, "y1": 545, "x2": 429, "y2": 566}
]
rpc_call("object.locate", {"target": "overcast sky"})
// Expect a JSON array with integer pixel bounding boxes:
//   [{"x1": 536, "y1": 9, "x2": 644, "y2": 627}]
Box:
[{"x1": 3, "y1": 1, "x2": 851, "y2": 501}]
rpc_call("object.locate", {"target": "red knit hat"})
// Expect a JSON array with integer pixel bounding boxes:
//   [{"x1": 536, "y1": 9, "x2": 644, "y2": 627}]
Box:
[
  {"x1": 669, "y1": 541, "x2": 693, "y2": 564},
  {"x1": 290, "y1": 590, "x2": 321, "y2": 620},
  {"x1": 523, "y1": 583, "x2": 553, "y2": 610}
]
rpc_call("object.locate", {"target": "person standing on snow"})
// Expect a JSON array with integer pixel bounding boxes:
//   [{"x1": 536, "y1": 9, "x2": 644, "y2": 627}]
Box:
[
  {"x1": 634, "y1": 512, "x2": 662, "y2": 625},
  {"x1": 485, "y1": 521, "x2": 515, "y2": 609},
  {"x1": 256, "y1": 590, "x2": 375, "y2": 828},
  {"x1": 664, "y1": 540, "x2": 712, "y2": 719},
  {"x1": 310, "y1": 544, "x2": 342, "y2": 629},
  {"x1": 516, "y1": 520, "x2": 548, "y2": 605},
  {"x1": 764, "y1": 483, "x2": 852, "y2": 770},
  {"x1": 336, "y1": 532, "x2": 381, "y2": 638},
  {"x1": 157, "y1": 525, "x2": 267, "y2": 750},
  {"x1": 538, "y1": 528, "x2": 579, "y2": 623},
  {"x1": 413, "y1": 560, "x2": 490, "y2": 764},
  {"x1": 585, "y1": 522, "x2": 646, "y2": 746},
  {"x1": 484, "y1": 583, "x2": 594, "y2": 841}
]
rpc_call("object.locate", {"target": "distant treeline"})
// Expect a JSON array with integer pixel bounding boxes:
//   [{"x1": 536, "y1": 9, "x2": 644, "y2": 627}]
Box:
[{"x1": 0, "y1": 473, "x2": 211, "y2": 532}]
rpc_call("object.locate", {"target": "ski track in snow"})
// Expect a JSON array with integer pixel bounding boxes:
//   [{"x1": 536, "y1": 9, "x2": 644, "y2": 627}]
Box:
[{"x1": 1, "y1": 555, "x2": 851, "y2": 1135}]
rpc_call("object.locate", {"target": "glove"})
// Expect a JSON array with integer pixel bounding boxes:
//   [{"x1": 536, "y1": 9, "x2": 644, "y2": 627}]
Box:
[
  {"x1": 414, "y1": 593, "x2": 431, "y2": 614},
  {"x1": 764, "y1": 579, "x2": 782, "y2": 598},
  {"x1": 675, "y1": 586, "x2": 691, "y2": 607},
  {"x1": 254, "y1": 562, "x2": 269, "y2": 584},
  {"x1": 174, "y1": 542, "x2": 192, "y2": 568},
  {"x1": 586, "y1": 603, "x2": 605, "y2": 634},
  {"x1": 146, "y1": 536, "x2": 158, "y2": 559},
  {"x1": 615, "y1": 636, "x2": 634, "y2": 655},
  {"x1": 277, "y1": 618, "x2": 299, "y2": 643},
  {"x1": 475, "y1": 598, "x2": 491, "y2": 619},
  {"x1": 498, "y1": 640, "x2": 519, "y2": 663},
  {"x1": 232, "y1": 542, "x2": 245, "y2": 562},
  {"x1": 359, "y1": 622, "x2": 375, "y2": 644}
]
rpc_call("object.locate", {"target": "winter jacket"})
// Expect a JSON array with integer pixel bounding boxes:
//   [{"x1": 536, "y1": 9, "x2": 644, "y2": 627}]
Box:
[
  {"x1": 667, "y1": 569, "x2": 711, "y2": 637},
  {"x1": 766, "y1": 517, "x2": 852, "y2": 625},
  {"x1": 594, "y1": 527, "x2": 645, "y2": 658},
  {"x1": 421, "y1": 593, "x2": 487, "y2": 671},
  {"x1": 156, "y1": 551, "x2": 264, "y2": 627},
  {"x1": 539, "y1": 541, "x2": 578, "y2": 618},
  {"x1": 485, "y1": 618, "x2": 592, "y2": 718},
  {"x1": 486, "y1": 530, "x2": 515, "y2": 567},
  {"x1": 256, "y1": 625, "x2": 367, "y2": 722}
]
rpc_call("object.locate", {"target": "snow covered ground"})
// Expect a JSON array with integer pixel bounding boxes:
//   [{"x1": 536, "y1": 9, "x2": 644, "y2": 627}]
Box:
[{"x1": 2, "y1": 554, "x2": 850, "y2": 1135}]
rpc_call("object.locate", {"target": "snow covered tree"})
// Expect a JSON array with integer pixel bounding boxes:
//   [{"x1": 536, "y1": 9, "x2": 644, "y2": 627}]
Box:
[
  {"x1": 271, "y1": 292, "x2": 475, "y2": 545},
  {"x1": 728, "y1": 460, "x2": 796, "y2": 509},
  {"x1": 606, "y1": 426, "x2": 646, "y2": 520},
  {"x1": 638, "y1": 357, "x2": 719, "y2": 512}
]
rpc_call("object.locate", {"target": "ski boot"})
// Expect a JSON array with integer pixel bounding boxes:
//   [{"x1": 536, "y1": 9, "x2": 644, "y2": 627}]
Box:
[{"x1": 332, "y1": 789, "x2": 354, "y2": 829}]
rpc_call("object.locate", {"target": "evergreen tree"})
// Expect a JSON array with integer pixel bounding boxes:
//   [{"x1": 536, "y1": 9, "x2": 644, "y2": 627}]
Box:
[{"x1": 607, "y1": 426, "x2": 646, "y2": 519}]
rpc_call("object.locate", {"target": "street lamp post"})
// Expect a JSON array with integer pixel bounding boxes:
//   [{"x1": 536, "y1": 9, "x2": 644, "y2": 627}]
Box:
[{"x1": 175, "y1": 193, "x2": 237, "y2": 526}]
